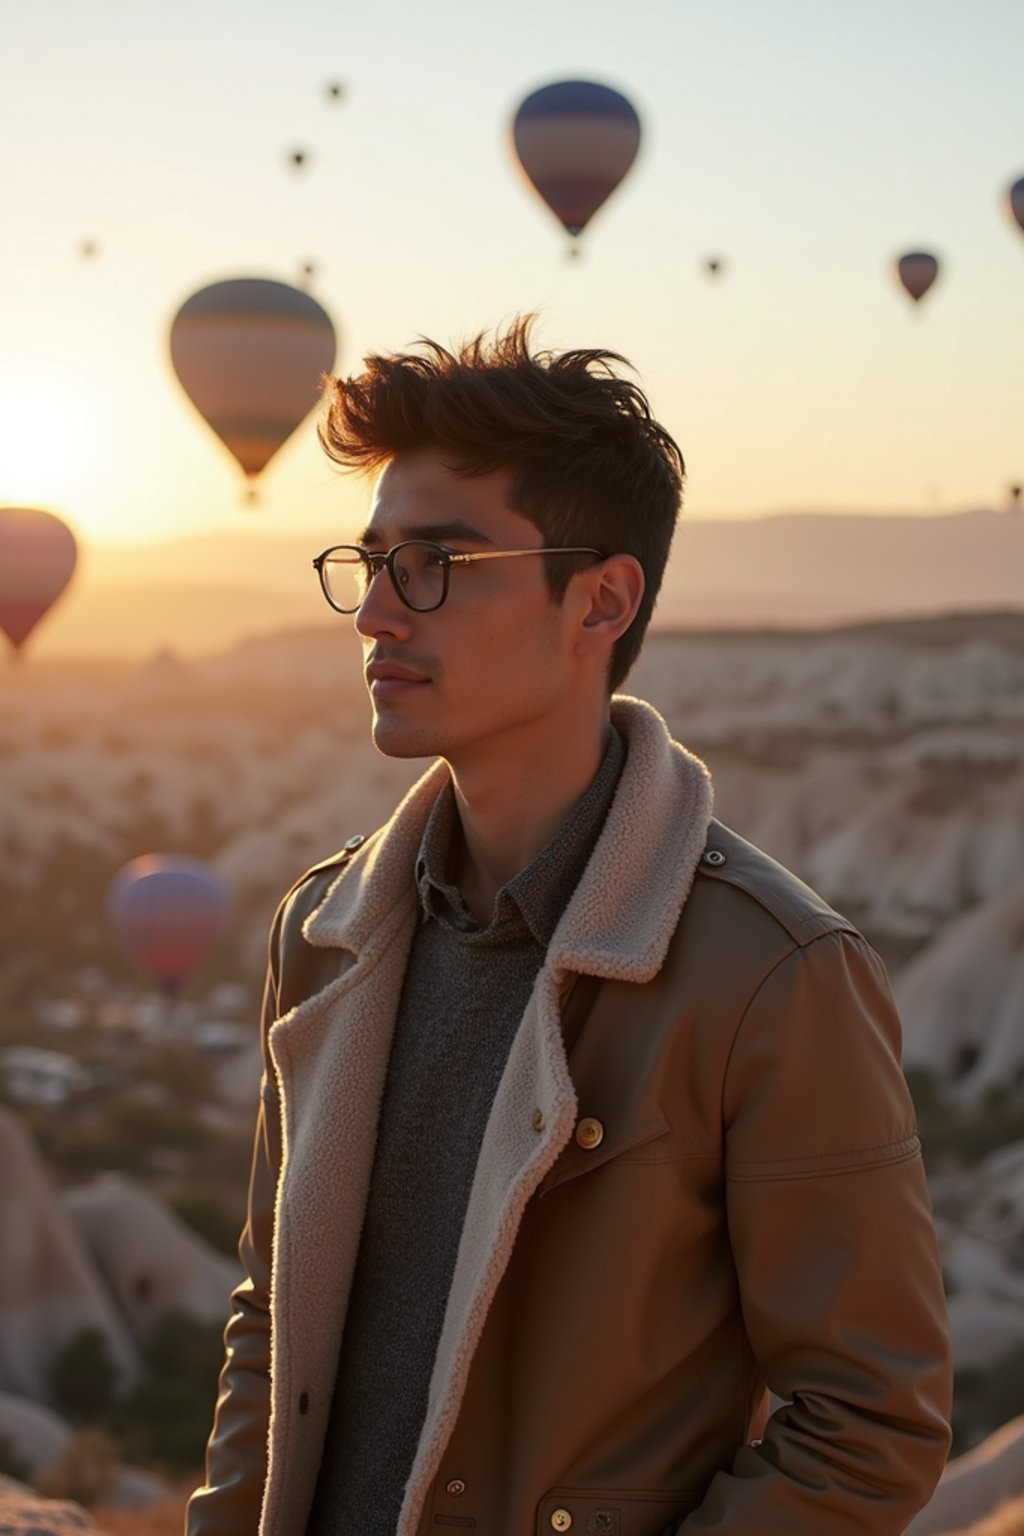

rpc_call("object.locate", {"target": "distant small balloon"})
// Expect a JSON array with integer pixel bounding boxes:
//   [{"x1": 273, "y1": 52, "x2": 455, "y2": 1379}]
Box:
[
  {"x1": 288, "y1": 148, "x2": 311, "y2": 172},
  {"x1": 1009, "y1": 483, "x2": 1022, "y2": 509},
  {"x1": 325, "y1": 80, "x2": 345, "y2": 102},
  {"x1": 895, "y1": 251, "x2": 939, "y2": 304},
  {"x1": 703, "y1": 256, "x2": 725, "y2": 278},
  {"x1": 0, "y1": 507, "x2": 78, "y2": 657},
  {"x1": 107, "y1": 855, "x2": 230, "y2": 996},
  {"x1": 78, "y1": 239, "x2": 99, "y2": 260},
  {"x1": 1006, "y1": 177, "x2": 1024, "y2": 236}
]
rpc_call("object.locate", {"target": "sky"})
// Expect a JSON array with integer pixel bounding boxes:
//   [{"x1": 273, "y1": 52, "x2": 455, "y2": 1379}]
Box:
[{"x1": 1, "y1": 0, "x2": 1023, "y2": 546}]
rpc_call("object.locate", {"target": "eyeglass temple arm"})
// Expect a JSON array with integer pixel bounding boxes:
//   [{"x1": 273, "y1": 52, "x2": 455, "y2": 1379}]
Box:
[{"x1": 446, "y1": 547, "x2": 604, "y2": 565}]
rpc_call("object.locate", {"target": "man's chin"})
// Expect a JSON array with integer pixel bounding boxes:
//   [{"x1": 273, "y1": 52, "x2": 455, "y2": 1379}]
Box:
[{"x1": 371, "y1": 718, "x2": 443, "y2": 760}]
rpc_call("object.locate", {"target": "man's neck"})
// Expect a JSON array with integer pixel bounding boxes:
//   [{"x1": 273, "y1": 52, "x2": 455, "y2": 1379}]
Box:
[{"x1": 447, "y1": 712, "x2": 612, "y2": 927}]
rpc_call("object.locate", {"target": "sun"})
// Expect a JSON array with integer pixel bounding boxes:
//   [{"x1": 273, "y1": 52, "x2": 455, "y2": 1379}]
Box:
[{"x1": 0, "y1": 371, "x2": 100, "y2": 521}]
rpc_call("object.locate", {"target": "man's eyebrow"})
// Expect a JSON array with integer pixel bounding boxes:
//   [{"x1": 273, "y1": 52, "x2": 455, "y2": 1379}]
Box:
[{"x1": 355, "y1": 519, "x2": 497, "y2": 548}]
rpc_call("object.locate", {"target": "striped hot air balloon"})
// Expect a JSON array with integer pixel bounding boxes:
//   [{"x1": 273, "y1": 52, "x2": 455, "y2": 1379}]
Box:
[
  {"x1": 107, "y1": 855, "x2": 231, "y2": 996},
  {"x1": 895, "y1": 251, "x2": 940, "y2": 304},
  {"x1": 169, "y1": 277, "x2": 338, "y2": 485},
  {"x1": 511, "y1": 80, "x2": 641, "y2": 245},
  {"x1": 0, "y1": 506, "x2": 78, "y2": 657}
]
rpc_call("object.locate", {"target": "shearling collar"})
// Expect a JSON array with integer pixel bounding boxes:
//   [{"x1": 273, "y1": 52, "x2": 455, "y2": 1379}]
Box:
[{"x1": 303, "y1": 696, "x2": 713, "y2": 986}]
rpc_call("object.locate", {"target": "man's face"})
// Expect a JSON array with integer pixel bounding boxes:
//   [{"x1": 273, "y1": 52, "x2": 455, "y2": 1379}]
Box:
[{"x1": 353, "y1": 447, "x2": 585, "y2": 765}]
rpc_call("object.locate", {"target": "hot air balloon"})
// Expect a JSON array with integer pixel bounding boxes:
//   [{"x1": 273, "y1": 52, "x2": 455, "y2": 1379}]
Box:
[
  {"x1": 108, "y1": 855, "x2": 230, "y2": 996},
  {"x1": 703, "y1": 256, "x2": 725, "y2": 279},
  {"x1": 1006, "y1": 176, "x2": 1024, "y2": 237},
  {"x1": 287, "y1": 148, "x2": 311, "y2": 173},
  {"x1": 895, "y1": 251, "x2": 940, "y2": 304},
  {"x1": 78, "y1": 239, "x2": 99, "y2": 260},
  {"x1": 325, "y1": 80, "x2": 345, "y2": 102},
  {"x1": 510, "y1": 80, "x2": 641, "y2": 248},
  {"x1": 168, "y1": 276, "x2": 337, "y2": 486},
  {"x1": 0, "y1": 507, "x2": 78, "y2": 658}
]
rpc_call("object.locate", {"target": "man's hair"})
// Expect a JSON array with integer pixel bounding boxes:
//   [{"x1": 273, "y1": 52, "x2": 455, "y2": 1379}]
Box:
[{"x1": 319, "y1": 316, "x2": 684, "y2": 691}]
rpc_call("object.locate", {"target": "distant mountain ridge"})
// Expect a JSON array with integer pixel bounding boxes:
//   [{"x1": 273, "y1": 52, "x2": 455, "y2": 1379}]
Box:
[{"x1": 34, "y1": 509, "x2": 1023, "y2": 660}]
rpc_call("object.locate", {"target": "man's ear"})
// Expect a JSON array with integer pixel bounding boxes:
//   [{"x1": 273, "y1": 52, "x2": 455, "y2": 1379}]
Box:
[{"x1": 575, "y1": 555, "x2": 645, "y2": 655}]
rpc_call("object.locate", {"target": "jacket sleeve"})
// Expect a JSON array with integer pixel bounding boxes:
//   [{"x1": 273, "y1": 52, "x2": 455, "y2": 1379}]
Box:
[
  {"x1": 185, "y1": 902, "x2": 286, "y2": 1536},
  {"x1": 682, "y1": 929, "x2": 952, "y2": 1535}
]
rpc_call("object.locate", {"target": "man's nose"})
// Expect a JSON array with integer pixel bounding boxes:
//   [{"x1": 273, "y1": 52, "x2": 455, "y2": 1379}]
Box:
[{"x1": 353, "y1": 562, "x2": 414, "y2": 641}]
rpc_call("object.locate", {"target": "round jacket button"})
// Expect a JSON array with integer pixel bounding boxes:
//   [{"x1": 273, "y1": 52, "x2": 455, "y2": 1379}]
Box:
[
  {"x1": 702, "y1": 848, "x2": 726, "y2": 867},
  {"x1": 551, "y1": 1511, "x2": 573, "y2": 1532},
  {"x1": 446, "y1": 1478, "x2": 466, "y2": 1496},
  {"x1": 575, "y1": 1117, "x2": 604, "y2": 1150}
]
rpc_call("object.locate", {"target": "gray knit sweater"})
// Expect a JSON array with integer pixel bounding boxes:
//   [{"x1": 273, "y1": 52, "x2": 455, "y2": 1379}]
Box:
[{"x1": 305, "y1": 729, "x2": 625, "y2": 1534}]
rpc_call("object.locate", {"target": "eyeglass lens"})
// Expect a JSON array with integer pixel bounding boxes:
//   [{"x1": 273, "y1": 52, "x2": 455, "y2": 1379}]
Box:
[{"x1": 321, "y1": 543, "x2": 447, "y2": 613}]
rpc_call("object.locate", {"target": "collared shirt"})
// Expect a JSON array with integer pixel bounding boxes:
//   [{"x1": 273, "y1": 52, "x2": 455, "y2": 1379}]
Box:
[
  {"x1": 415, "y1": 722, "x2": 625, "y2": 945},
  {"x1": 306, "y1": 728, "x2": 625, "y2": 1536}
]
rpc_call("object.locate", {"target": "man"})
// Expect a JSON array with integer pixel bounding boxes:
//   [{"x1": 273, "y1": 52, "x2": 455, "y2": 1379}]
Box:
[{"x1": 187, "y1": 320, "x2": 951, "y2": 1536}]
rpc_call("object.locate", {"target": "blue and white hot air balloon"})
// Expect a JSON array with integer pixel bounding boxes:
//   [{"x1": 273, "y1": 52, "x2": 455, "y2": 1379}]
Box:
[{"x1": 510, "y1": 80, "x2": 641, "y2": 249}]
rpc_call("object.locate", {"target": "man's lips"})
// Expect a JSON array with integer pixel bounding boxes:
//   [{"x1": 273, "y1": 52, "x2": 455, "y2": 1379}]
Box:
[{"x1": 365, "y1": 660, "x2": 432, "y2": 693}]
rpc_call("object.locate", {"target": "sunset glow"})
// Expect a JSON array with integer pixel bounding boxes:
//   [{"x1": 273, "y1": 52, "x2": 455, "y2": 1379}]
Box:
[{"x1": 1, "y1": 0, "x2": 1022, "y2": 556}]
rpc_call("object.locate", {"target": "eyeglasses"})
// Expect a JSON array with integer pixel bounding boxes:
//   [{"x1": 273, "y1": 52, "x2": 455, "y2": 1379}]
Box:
[{"x1": 312, "y1": 540, "x2": 606, "y2": 614}]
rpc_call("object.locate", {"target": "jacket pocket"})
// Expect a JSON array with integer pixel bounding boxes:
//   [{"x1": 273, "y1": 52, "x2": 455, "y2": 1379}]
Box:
[
  {"x1": 537, "y1": 1487, "x2": 700, "y2": 1535},
  {"x1": 537, "y1": 1110, "x2": 671, "y2": 1197}
]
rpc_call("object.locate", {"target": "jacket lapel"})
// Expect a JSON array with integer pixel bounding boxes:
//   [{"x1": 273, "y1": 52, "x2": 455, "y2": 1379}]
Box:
[
  {"x1": 261, "y1": 891, "x2": 416, "y2": 1531},
  {"x1": 260, "y1": 765, "x2": 448, "y2": 1531}
]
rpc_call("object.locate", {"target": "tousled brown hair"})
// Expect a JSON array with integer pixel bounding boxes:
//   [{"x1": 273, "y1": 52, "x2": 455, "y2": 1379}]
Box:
[{"x1": 319, "y1": 316, "x2": 684, "y2": 689}]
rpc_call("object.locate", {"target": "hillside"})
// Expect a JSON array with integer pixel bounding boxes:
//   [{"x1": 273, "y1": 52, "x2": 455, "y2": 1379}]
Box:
[
  {"x1": 26, "y1": 508, "x2": 1024, "y2": 661},
  {"x1": 2, "y1": 611, "x2": 1024, "y2": 1530}
]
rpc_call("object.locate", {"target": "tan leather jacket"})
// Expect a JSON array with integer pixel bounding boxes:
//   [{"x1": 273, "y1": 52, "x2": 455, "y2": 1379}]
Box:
[{"x1": 187, "y1": 697, "x2": 951, "y2": 1536}]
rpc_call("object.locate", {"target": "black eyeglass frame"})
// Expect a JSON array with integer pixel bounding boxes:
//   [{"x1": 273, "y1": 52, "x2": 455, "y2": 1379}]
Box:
[{"x1": 312, "y1": 539, "x2": 607, "y2": 614}]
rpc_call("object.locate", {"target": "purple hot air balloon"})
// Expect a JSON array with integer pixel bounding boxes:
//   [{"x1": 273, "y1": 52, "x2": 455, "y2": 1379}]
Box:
[
  {"x1": 0, "y1": 506, "x2": 78, "y2": 657},
  {"x1": 510, "y1": 79, "x2": 641, "y2": 244},
  {"x1": 108, "y1": 855, "x2": 230, "y2": 996},
  {"x1": 1006, "y1": 176, "x2": 1024, "y2": 237},
  {"x1": 895, "y1": 251, "x2": 940, "y2": 304}
]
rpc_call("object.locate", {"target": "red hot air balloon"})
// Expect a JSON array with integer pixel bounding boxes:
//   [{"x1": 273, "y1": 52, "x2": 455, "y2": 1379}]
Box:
[
  {"x1": 895, "y1": 251, "x2": 940, "y2": 304},
  {"x1": 1006, "y1": 176, "x2": 1024, "y2": 237},
  {"x1": 510, "y1": 80, "x2": 641, "y2": 246},
  {"x1": 169, "y1": 277, "x2": 338, "y2": 486},
  {"x1": 107, "y1": 855, "x2": 230, "y2": 996},
  {"x1": 0, "y1": 506, "x2": 78, "y2": 657}
]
